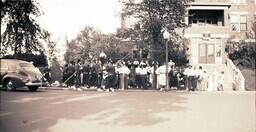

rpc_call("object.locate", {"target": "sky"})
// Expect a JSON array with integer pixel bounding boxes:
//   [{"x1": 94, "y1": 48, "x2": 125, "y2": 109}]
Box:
[
  {"x1": 35, "y1": 0, "x2": 122, "y2": 65},
  {"x1": 37, "y1": 0, "x2": 122, "y2": 42}
]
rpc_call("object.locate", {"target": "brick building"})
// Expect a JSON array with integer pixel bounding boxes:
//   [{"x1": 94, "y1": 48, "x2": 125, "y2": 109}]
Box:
[
  {"x1": 121, "y1": 0, "x2": 256, "y2": 90},
  {"x1": 185, "y1": 0, "x2": 256, "y2": 65},
  {"x1": 121, "y1": 0, "x2": 256, "y2": 65}
]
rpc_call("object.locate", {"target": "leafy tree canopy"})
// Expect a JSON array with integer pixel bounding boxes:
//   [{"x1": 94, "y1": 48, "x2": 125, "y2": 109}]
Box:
[
  {"x1": 1, "y1": 0, "x2": 48, "y2": 56},
  {"x1": 122, "y1": 0, "x2": 189, "y2": 64},
  {"x1": 122, "y1": 0, "x2": 189, "y2": 39},
  {"x1": 64, "y1": 26, "x2": 128, "y2": 64}
]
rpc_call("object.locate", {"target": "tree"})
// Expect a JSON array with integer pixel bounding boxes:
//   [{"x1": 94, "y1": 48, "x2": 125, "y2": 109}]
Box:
[
  {"x1": 226, "y1": 19, "x2": 256, "y2": 69},
  {"x1": 1, "y1": 0, "x2": 47, "y2": 56},
  {"x1": 43, "y1": 32, "x2": 62, "y2": 82},
  {"x1": 122, "y1": 0, "x2": 189, "y2": 87},
  {"x1": 64, "y1": 26, "x2": 129, "y2": 64},
  {"x1": 44, "y1": 31, "x2": 58, "y2": 67},
  {"x1": 64, "y1": 26, "x2": 99, "y2": 63},
  {"x1": 122, "y1": 0, "x2": 189, "y2": 55}
]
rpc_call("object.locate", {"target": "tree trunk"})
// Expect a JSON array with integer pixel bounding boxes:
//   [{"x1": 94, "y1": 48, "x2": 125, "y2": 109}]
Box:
[{"x1": 14, "y1": 26, "x2": 18, "y2": 57}]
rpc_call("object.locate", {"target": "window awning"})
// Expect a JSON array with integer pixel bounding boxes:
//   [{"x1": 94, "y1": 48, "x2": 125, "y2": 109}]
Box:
[{"x1": 187, "y1": 2, "x2": 231, "y2": 10}]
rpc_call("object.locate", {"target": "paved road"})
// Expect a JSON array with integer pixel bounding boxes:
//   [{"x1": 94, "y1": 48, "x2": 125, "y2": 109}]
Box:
[{"x1": 0, "y1": 88, "x2": 255, "y2": 132}]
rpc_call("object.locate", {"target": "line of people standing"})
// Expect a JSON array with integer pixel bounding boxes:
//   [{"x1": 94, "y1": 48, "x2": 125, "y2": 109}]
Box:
[
  {"x1": 62, "y1": 58, "x2": 226, "y2": 92},
  {"x1": 62, "y1": 58, "x2": 181, "y2": 91},
  {"x1": 183, "y1": 65, "x2": 225, "y2": 92}
]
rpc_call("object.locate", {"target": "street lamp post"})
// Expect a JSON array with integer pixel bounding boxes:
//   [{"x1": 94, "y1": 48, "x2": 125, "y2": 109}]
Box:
[{"x1": 163, "y1": 31, "x2": 169, "y2": 91}]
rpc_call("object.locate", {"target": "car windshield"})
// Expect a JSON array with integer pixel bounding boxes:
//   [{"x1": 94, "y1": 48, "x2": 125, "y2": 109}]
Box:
[{"x1": 19, "y1": 63, "x2": 34, "y2": 68}]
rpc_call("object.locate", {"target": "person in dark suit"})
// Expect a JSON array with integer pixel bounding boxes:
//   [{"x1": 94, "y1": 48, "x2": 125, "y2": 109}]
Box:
[
  {"x1": 169, "y1": 66, "x2": 178, "y2": 90},
  {"x1": 105, "y1": 63, "x2": 116, "y2": 92},
  {"x1": 81, "y1": 61, "x2": 90, "y2": 88},
  {"x1": 66, "y1": 61, "x2": 75, "y2": 88}
]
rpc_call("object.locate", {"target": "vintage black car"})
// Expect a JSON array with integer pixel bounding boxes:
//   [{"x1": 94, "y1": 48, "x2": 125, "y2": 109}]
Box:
[{"x1": 0, "y1": 59, "x2": 47, "y2": 91}]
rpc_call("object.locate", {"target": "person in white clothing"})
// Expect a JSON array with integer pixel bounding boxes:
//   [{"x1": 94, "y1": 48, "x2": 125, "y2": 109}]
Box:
[
  {"x1": 119, "y1": 62, "x2": 130, "y2": 90},
  {"x1": 155, "y1": 63, "x2": 171, "y2": 90},
  {"x1": 147, "y1": 64, "x2": 154, "y2": 87},
  {"x1": 217, "y1": 71, "x2": 224, "y2": 91},
  {"x1": 135, "y1": 64, "x2": 142, "y2": 88},
  {"x1": 185, "y1": 65, "x2": 197, "y2": 91},
  {"x1": 208, "y1": 71, "x2": 218, "y2": 91},
  {"x1": 183, "y1": 65, "x2": 190, "y2": 90},
  {"x1": 140, "y1": 62, "x2": 148, "y2": 89},
  {"x1": 197, "y1": 66, "x2": 204, "y2": 91},
  {"x1": 201, "y1": 70, "x2": 208, "y2": 91}
]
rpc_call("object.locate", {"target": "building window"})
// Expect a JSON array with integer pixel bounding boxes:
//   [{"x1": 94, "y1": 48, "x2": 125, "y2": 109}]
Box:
[
  {"x1": 231, "y1": 15, "x2": 239, "y2": 31},
  {"x1": 230, "y1": 15, "x2": 247, "y2": 31},
  {"x1": 240, "y1": 15, "x2": 247, "y2": 31}
]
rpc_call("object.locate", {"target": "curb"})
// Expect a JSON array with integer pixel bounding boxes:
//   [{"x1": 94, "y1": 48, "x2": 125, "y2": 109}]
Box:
[{"x1": 40, "y1": 87, "x2": 256, "y2": 93}]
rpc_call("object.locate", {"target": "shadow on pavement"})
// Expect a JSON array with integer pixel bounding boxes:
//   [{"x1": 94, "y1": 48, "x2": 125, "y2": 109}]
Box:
[{"x1": 0, "y1": 90, "x2": 188, "y2": 132}]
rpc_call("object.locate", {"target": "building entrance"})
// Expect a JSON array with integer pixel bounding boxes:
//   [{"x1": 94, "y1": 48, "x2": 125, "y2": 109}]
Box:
[{"x1": 199, "y1": 43, "x2": 215, "y2": 64}]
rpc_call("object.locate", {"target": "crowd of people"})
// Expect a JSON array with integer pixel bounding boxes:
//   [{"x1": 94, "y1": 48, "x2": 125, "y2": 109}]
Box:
[
  {"x1": 183, "y1": 65, "x2": 225, "y2": 92},
  {"x1": 59, "y1": 56, "x2": 225, "y2": 92}
]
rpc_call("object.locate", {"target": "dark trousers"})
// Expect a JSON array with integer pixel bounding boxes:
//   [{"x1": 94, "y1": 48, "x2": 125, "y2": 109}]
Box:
[
  {"x1": 192, "y1": 77, "x2": 198, "y2": 90},
  {"x1": 188, "y1": 76, "x2": 196, "y2": 91},
  {"x1": 66, "y1": 73, "x2": 75, "y2": 87},
  {"x1": 185, "y1": 76, "x2": 189, "y2": 90},
  {"x1": 75, "y1": 72, "x2": 81, "y2": 87},
  {"x1": 105, "y1": 74, "x2": 116, "y2": 89},
  {"x1": 188, "y1": 76, "x2": 194, "y2": 91},
  {"x1": 97, "y1": 73, "x2": 103, "y2": 88},
  {"x1": 141, "y1": 75, "x2": 147, "y2": 89},
  {"x1": 89, "y1": 73, "x2": 98, "y2": 87},
  {"x1": 135, "y1": 74, "x2": 141, "y2": 88},
  {"x1": 82, "y1": 73, "x2": 90, "y2": 86}
]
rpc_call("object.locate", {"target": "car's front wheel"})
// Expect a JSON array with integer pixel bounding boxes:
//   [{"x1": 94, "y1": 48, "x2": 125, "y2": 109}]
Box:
[
  {"x1": 5, "y1": 79, "x2": 16, "y2": 91},
  {"x1": 28, "y1": 86, "x2": 38, "y2": 91}
]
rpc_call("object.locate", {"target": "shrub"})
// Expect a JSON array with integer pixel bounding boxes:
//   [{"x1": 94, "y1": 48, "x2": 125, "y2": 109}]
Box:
[{"x1": 225, "y1": 40, "x2": 256, "y2": 69}]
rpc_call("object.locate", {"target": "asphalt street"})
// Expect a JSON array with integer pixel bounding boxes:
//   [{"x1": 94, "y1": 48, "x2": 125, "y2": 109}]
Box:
[{"x1": 0, "y1": 88, "x2": 255, "y2": 132}]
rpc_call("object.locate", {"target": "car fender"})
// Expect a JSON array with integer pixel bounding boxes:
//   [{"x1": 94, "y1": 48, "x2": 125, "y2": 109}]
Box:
[{"x1": 2, "y1": 73, "x2": 26, "y2": 87}]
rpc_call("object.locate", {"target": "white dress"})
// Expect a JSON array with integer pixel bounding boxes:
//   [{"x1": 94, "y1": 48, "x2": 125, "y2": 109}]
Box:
[
  {"x1": 208, "y1": 75, "x2": 214, "y2": 91},
  {"x1": 155, "y1": 65, "x2": 168, "y2": 87},
  {"x1": 147, "y1": 66, "x2": 154, "y2": 85},
  {"x1": 208, "y1": 72, "x2": 218, "y2": 91},
  {"x1": 213, "y1": 72, "x2": 219, "y2": 91}
]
